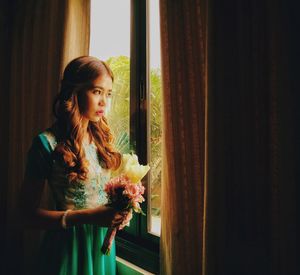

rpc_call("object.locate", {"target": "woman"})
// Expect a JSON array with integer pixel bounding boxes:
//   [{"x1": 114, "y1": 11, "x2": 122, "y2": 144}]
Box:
[{"x1": 19, "y1": 56, "x2": 132, "y2": 275}]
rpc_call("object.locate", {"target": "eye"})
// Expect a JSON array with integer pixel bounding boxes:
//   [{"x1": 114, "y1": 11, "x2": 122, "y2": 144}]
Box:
[
  {"x1": 93, "y1": 89, "x2": 101, "y2": 95},
  {"x1": 107, "y1": 92, "x2": 113, "y2": 98}
]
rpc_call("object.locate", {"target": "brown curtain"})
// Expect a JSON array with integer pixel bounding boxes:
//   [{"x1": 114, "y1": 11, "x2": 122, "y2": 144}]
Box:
[
  {"x1": 204, "y1": 1, "x2": 297, "y2": 275},
  {"x1": 1, "y1": 0, "x2": 90, "y2": 274},
  {"x1": 160, "y1": 0, "x2": 298, "y2": 274},
  {"x1": 159, "y1": 0, "x2": 208, "y2": 274}
]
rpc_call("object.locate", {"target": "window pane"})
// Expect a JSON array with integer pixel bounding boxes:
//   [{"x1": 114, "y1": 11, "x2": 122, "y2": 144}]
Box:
[
  {"x1": 89, "y1": 0, "x2": 131, "y2": 154},
  {"x1": 148, "y1": 0, "x2": 162, "y2": 236}
]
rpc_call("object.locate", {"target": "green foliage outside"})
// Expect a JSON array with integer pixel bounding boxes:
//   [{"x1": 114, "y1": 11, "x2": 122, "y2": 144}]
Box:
[
  {"x1": 106, "y1": 56, "x2": 162, "y2": 218},
  {"x1": 106, "y1": 56, "x2": 130, "y2": 154}
]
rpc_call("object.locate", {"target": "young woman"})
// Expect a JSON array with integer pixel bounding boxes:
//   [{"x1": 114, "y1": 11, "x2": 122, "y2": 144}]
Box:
[{"x1": 19, "y1": 56, "x2": 132, "y2": 275}]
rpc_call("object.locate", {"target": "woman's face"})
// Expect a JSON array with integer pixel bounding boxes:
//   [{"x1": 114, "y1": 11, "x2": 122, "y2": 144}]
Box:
[{"x1": 80, "y1": 74, "x2": 113, "y2": 122}]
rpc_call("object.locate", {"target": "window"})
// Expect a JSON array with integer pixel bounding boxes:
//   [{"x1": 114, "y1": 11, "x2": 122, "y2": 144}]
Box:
[
  {"x1": 90, "y1": 0, "x2": 131, "y2": 154},
  {"x1": 148, "y1": 0, "x2": 161, "y2": 237},
  {"x1": 90, "y1": 1, "x2": 162, "y2": 273}
]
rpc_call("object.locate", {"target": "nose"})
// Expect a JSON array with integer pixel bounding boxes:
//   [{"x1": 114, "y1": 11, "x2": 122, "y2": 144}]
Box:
[{"x1": 99, "y1": 94, "x2": 107, "y2": 106}]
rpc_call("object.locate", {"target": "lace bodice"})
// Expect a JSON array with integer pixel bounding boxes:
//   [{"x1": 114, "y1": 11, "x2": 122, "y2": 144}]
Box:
[{"x1": 26, "y1": 130, "x2": 111, "y2": 210}]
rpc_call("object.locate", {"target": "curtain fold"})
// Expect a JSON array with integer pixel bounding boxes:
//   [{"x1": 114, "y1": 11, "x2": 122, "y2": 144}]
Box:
[
  {"x1": 160, "y1": 0, "x2": 297, "y2": 274},
  {"x1": 61, "y1": 0, "x2": 91, "y2": 72},
  {"x1": 159, "y1": 0, "x2": 208, "y2": 274},
  {"x1": 3, "y1": 1, "x2": 90, "y2": 274}
]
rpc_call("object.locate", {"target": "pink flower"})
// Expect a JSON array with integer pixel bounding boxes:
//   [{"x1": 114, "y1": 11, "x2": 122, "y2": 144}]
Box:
[
  {"x1": 104, "y1": 181, "x2": 123, "y2": 195},
  {"x1": 104, "y1": 175, "x2": 131, "y2": 196},
  {"x1": 101, "y1": 173, "x2": 148, "y2": 255},
  {"x1": 123, "y1": 183, "x2": 145, "y2": 200}
]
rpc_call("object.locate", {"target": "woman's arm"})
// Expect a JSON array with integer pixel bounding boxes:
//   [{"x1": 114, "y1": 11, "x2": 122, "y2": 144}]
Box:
[{"x1": 19, "y1": 177, "x2": 127, "y2": 230}]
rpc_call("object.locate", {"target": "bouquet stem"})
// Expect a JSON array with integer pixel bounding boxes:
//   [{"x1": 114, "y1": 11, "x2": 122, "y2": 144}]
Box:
[{"x1": 101, "y1": 227, "x2": 117, "y2": 255}]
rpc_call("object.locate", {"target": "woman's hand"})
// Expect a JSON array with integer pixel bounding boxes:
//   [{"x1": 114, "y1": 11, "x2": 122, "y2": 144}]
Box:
[
  {"x1": 117, "y1": 209, "x2": 133, "y2": 230},
  {"x1": 86, "y1": 205, "x2": 131, "y2": 228}
]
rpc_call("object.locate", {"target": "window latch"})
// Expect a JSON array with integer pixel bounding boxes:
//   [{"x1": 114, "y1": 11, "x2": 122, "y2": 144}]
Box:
[{"x1": 140, "y1": 79, "x2": 146, "y2": 101}]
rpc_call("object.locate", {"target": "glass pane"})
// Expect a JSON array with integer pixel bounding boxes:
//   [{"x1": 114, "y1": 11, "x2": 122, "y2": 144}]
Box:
[
  {"x1": 90, "y1": 0, "x2": 131, "y2": 154},
  {"x1": 148, "y1": 0, "x2": 162, "y2": 236}
]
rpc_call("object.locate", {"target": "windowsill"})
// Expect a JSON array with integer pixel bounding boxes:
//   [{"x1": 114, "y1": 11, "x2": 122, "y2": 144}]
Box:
[
  {"x1": 116, "y1": 257, "x2": 155, "y2": 275},
  {"x1": 116, "y1": 234, "x2": 159, "y2": 274}
]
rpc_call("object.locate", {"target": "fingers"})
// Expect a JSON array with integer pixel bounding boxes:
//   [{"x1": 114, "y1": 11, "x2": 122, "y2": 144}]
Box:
[
  {"x1": 114, "y1": 213, "x2": 125, "y2": 220},
  {"x1": 117, "y1": 210, "x2": 133, "y2": 230},
  {"x1": 111, "y1": 219, "x2": 123, "y2": 228},
  {"x1": 119, "y1": 210, "x2": 130, "y2": 217},
  {"x1": 111, "y1": 212, "x2": 127, "y2": 228},
  {"x1": 123, "y1": 211, "x2": 132, "y2": 223},
  {"x1": 109, "y1": 209, "x2": 134, "y2": 229}
]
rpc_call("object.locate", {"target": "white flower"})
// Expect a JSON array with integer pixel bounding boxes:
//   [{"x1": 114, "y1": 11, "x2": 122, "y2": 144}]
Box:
[{"x1": 113, "y1": 153, "x2": 150, "y2": 184}]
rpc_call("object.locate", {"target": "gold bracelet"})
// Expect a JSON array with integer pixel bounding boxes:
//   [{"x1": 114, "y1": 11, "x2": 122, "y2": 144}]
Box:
[{"x1": 61, "y1": 209, "x2": 72, "y2": 229}]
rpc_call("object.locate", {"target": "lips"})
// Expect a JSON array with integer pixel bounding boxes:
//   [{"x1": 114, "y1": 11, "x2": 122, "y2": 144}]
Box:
[{"x1": 96, "y1": 110, "x2": 104, "y2": 115}]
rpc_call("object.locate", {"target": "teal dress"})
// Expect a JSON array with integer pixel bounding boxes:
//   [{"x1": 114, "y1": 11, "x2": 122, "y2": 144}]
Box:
[{"x1": 25, "y1": 128, "x2": 116, "y2": 275}]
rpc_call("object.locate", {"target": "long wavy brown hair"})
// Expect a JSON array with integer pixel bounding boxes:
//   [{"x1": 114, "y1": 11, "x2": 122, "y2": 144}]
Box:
[{"x1": 52, "y1": 56, "x2": 121, "y2": 183}]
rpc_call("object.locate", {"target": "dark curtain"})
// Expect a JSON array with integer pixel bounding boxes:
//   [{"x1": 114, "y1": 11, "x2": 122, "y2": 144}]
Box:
[
  {"x1": 205, "y1": 1, "x2": 298, "y2": 275},
  {"x1": 0, "y1": 1, "x2": 90, "y2": 274},
  {"x1": 160, "y1": 0, "x2": 298, "y2": 274},
  {"x1": 159, "y1": 0, "x2": 207, "y2": 274}
]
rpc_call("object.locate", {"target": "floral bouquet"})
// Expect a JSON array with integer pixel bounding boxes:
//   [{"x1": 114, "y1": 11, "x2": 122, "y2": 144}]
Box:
[{"x1": 101, "y1": 153, "x2": 150, "y2": 255}]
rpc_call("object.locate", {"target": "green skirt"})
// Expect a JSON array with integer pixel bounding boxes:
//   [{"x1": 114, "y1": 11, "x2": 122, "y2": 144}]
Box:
[{"x1": 32, "y1": 225, "x2": 116, "y2": 275}]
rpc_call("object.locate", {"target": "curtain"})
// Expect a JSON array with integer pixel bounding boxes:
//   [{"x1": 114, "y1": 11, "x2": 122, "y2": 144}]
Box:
[
  {"x1": 204, "y1": 1, "x2": 297, "y2": 275},
  {"x1": 159, "y1": 0, "x2": 208, "y2": 274},
  {"x1": 0, "y1": 4, "x2": 14, "y2": 274},
  {"x1": 160, "y1": 0, "x2": 298, "y2": 274},
  {"x1": 2, "y1": 0, "x2": 90, "y2": 274}
]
